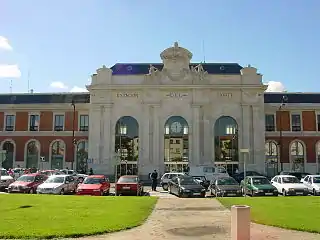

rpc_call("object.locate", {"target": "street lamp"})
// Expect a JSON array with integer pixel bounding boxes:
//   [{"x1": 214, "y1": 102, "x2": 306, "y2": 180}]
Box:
[
  {"x1": 279, "y1": 95, "x2": 288, "y2": 172},
  {"x1": 71, "y1": 100, "x2": 76, "y2": 170}
]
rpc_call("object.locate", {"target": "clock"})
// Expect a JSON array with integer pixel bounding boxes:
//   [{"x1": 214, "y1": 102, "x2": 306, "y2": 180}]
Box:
[{"x1": 171, "y1": 122, "x2": 182, "y2": 133}]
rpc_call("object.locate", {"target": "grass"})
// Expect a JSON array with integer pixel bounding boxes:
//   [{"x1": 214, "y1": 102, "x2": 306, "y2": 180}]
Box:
[
  {"x1": 218, "y1": 196, "x2": 320, "y2": 233},
  {"x1": 0, "y1": 194, "x2": 157, "y2": 239}
]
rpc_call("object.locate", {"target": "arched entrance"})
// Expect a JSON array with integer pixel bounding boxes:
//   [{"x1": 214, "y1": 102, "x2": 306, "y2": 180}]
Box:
[
  {"x1": 164, "y1": 116, "x2": 189, "y2": 173},
  {"x1": 25, "y1": 140, "x2": 40, "y2": 169},
  {"x1": 214, "y1": 116, "x2": 239, "y2": 175},
  {"x1": 115, "y1": 116, "x2": 139, "y2": 177},
  {"x1": 290, "y1": 140, "x2": 305, "y2": 172},
  {"x1": 265, "y1": 141, "x2": 279, "y2": 177},
  {"x1": 1, "y1": 141, "x2": 15, "y2": 169},
  {"x1": 76, "y1": 140, "x2": 88, "y2": 173},
  {"x1": 50, "y1": 140, "x2": 65, "y2": 169}
]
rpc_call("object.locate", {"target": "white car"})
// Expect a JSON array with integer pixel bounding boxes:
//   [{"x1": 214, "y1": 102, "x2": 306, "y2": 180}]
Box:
[
  {"x1": 0, "y1": 168, "x2": 14, "y2": 191},
  {"x1": 302, "y1": 175, "x2": 320, "y2": 196},
  {"x1": 271, "y1": 175, "x2": 309, "y2": 196},
  {"x1": 160, "y1": 172, "x2": 186, "y2": 191},
  {"x1": 37, "y1": 175, "x2": 78, "y2": 195}
]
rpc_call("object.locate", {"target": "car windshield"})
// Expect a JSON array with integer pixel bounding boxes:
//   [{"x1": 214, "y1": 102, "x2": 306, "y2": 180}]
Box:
[
  {"x1": 45, "y1": 176, "x2": 65, "y2": 183},
  {"x1": 217, "y1": 178, "x2": 238, "y2": 185},
  {"x1": 83, "y1": 178, "x2": 103, "y2": 184},
  {"x1": 180, "y1": 177, "x2": 197, "y2": 185},
  {"x1": 17, "y1": 175, "x2": 35, "y2": 182},
  {"x1": 1, "y1": 170, "x2": 8, "y2": 176},
  {"x1": 313, "y1": 177, "x2": 320, "y2": 183},
  {"x1": 118, "y1": 177, "x2": 138, "y2": 183},
  {"x1": 252, "y1": 178, "x2": 270, "y2": 185},
  {"x1": 282, "y1": 177, "x2": 300, "y2": 183}
]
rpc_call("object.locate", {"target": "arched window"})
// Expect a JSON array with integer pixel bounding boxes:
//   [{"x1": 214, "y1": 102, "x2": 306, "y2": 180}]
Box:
[
  {"x1": 290, "y1": 140, "x2": 305, "y2": 171},
  {"x1": 2, "y1": 141, "x2": 15, "y2": 169},
  {"x1": 214, "y1": 116, "x2": 238, "y2": 174},
  {"x1": 115, "y1": 116, "x2": 139, "y2": 176},
  {"x1": 51, "y1": 140, "x2": 65, "y2": 169},
  {"x1": 265, "y1": 141, "x2": 278, "y2": 177},
  {"x1": 76, "y1": 140, "x2": 88, "y2": 173},
  {"x1": 164, "y1": 116, "x2": 189, "y2": 173},
  {"x1": 26, "y1": 140, "x2": 40, "y2": 168}
]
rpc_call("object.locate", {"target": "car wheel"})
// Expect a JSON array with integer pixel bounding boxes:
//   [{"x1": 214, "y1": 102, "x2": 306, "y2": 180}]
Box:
[
  {"x1": 313, "y1": 189, "x2": 317, "y2": 196},
  {"x1": 282, "y1": 189, "x2": 287, "y2": 196},
  {"x1": 29, "y1": 188, "x2": 35, "y2": 194},
  {"x1": 60, "y1": 189, "x2": 64, "y2": 195},
  {"x1": 162, "y1": 183, "x2": 168, "y2": 191},
  {"x1": 106, "y1": 189, "x2": 110, "y2": 196}
]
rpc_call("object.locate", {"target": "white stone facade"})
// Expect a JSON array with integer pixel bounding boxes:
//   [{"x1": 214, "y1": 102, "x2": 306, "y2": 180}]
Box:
[{"x1": 86, "y1": 42, "x2": 267, "y2": 179}]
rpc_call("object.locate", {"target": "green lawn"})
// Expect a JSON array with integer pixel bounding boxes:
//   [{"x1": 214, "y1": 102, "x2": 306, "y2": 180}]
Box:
[
  {"x1": 0, "y1": 194, "x2": 157, "y2": 239},
  {"x1": 218, "y1": 196, "x2": 320, "y2": 233}
]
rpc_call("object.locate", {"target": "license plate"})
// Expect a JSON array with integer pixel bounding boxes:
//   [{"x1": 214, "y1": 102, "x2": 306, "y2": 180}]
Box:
[
  {"x1": 228, "y1": 193, "x2": 236, "y2": 196},
  {"x1": 122, "y1": 187, "x2": 130, "y2": 190},
  {"x1": 193, "y1": 193, "x2": 201, "y2": 196},
  {"x1": 265, "y1": 193, "x2": 273, "y2": 196}
]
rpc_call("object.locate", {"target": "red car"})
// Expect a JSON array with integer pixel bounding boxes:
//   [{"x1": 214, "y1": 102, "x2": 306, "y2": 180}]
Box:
[
  {"x1": 115, "y1": 175, "x2": 144, "y2": 196},
  {"x1": 8, "y1": 174, "x2": 47, "y2": 194},
  {"x1": 76, "y1": 175, "x2": 110, "y2": 196}
]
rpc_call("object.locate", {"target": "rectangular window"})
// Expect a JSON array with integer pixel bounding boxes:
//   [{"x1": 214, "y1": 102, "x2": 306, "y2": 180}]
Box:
[
  {"x1": 291, "y1": 114, "x2": 301, "y2": 131},
  {"x1": 265, "y1": 114, "x2": 275, "y2": 132},
  {"x1": 29, "y1": 114, "x2": 40, "y2": 131},
  {"x1": 5, "y1": 115, "x2": 15, "y2": 131},
  {"x1": 176, "y1": 140, "x2": 180, "y2": 144},
  {"x1": 79, "y1": 115, "x2": 89, "y2": 131},
  {"x1": 54, "y1": 114, "x2": 64, "y2": 131},
  {"x1": 317, "y1": 114, "x2": 320, "y2": 131}
]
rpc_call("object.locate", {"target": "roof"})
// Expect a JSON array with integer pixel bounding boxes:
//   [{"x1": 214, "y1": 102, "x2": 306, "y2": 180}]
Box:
[
  {"x1": 87, "y1": 175, "x2": 105, "y2": 178},
  {"x1": 110, "y1": 63, "x2": 243, "y2": 75}
]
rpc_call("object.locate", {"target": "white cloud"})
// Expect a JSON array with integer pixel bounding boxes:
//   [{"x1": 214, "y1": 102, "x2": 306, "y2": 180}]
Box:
[
  {"x1": 70, "y1": 86, "x2": 88, "y2": 92},
  {"x1": 0, "y1": 36, "x2": 13, "y2": 51},
  {"x1": 50, "y1": 81, "x2": 68, "y2": 89},
  {"x1": 265, "y1": 81, "x2": 286, "y2": 92},
  {"x1": 0, "y1": 64, "x2": 21, "y2": 78}
]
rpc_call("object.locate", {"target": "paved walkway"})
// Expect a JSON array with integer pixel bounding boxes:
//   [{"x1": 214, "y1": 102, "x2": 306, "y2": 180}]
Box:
[{"x1": 77, "y1": 197, "x2": 320, "y2": 240}]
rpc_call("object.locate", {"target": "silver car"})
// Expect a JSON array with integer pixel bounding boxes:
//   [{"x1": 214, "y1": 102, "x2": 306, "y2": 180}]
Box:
[{"x1": 37, "y1": 175, "x2": 78, "y2": 195}]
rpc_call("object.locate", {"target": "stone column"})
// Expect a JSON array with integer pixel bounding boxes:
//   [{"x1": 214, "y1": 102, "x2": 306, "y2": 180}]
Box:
[
  {"x1": 88, "y1": 104, "x2": 102, "y2": 166},
  {"x1": 152, "y1": 105, "x2": 162, "y2": 174},
  {"x1": 103, "y1": 104, "x2": 113, "y2": 176},
  {"x1": 239, "y1": 104, "x2": 251, "y2": 171},
  {"x1": 191, "y1": 104, "x2": 201, "y2": 166},
  {"x1": 252, "y1": 105, "x2": 266, "y2": 173}
]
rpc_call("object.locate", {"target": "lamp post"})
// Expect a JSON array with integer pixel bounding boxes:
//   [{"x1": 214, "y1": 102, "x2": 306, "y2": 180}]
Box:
[
  {"x1": 279, "y1": 95, "x2": 288, "y2": 172},
  {"x1": 71, "y1": 100, "x2": 76, "y2": 170}
]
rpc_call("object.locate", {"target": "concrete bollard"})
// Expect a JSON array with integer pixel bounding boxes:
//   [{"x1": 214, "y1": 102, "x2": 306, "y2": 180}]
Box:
[{"x1": 231, "y1": 205, "x2": 251, "y2": 240}]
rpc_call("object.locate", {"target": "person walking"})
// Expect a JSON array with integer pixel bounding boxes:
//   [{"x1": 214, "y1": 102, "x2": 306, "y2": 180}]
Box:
[{"x1": 150, "y1": 170, "x2": 158, "y2": 191}]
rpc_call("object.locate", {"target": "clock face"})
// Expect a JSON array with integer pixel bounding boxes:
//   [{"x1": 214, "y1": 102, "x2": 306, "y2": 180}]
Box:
[{"x1": 171, "y1": 122, "x2": 182, "y2": 133}]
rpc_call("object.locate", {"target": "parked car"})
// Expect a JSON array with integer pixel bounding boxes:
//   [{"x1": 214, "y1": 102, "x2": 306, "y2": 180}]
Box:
[
  {"x1": 210, "y1": 176, "x2": 242, "y2": 197},
  {"x1": 232, "y1": 171, "x2": 264, "y2": 183},
  {"x1": 168, "y1": 175, "x2": 206, "y2": 198},
  {"x1": 189, "y1": 165, "x2": 229, "y2": 182},
  {"x1": 279, "y1": 171, "x2": 310, "y2": 182},
  {"x1": 241, "y1": 176, "x2": 278, "y2": 197},
  {"x1": 40, "y1": 170, "x2": 60, "y2": 176},
  {"x1": 271, "y1": 175, "x2": 309, "y2": 196},
  {"x1": 8, "y1": 174, "x2": 47, "y2": 194},
  {"x1": 76, "y1": 175, "x2": 110, "y2": 196},
  {"x1": 0, "y1": 168, "x2": 14, "y2": 191},
  {"x1": 37, "y1": 175, "x2": 78, "y2": 195},
  {"x1": 115, "y1": 175, "x2": 144, "y2": 196},
  {"x1": 59, "y1": 169, "x2": 88, "y2": 182},
  {"x1": 192, "y1": 176, "x2": 210, "y2": 190},
  {"x1": 160, "y1": 172, "x2": 186, "y2": 191},
  {"x1": 302, "y1": 175, "x2": 320, "y2": 195}
]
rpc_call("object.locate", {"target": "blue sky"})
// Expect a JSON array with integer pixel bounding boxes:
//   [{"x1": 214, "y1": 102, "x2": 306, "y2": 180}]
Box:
[{"x1": 0, "y1": 0, "x2": 319, "y2": 93}]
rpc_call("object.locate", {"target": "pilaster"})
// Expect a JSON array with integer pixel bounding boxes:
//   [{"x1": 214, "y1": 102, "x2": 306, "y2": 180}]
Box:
[
  {"x1": 239, "y1": 104, "x2": 251, "y2": 170},
  {"x1": 191, "y1": 104, "x2": 201, "y2": 166},
  {"x1": 103, "y1": 104, "x2": 113, "y2": 175}
]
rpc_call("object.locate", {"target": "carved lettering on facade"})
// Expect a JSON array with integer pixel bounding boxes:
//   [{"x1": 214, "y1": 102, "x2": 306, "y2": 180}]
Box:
[
  {"x1": 220, "y1": 92, "x2": 232, "y2": 98},
  {"x1": 116, "y1": 92, "x2": 139, "y2": 98},
  {"x1": 166, "y1": 92, "x2": 188, "y2": 98}
]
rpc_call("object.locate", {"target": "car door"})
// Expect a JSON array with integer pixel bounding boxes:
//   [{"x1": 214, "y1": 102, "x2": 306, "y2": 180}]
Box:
[
  {"x1": 270, "y1": 176, "x2": 278, "y2": 189},
  {"x1": 306, "y1": 177, "x2": 313, "y2": 192},
  {"x1": 275, "y1": 177, "x2": 283, "y2": 192}
]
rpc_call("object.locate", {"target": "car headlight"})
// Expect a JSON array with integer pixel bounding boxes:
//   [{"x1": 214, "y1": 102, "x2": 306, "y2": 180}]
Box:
[{"x1": 288, "y1": 188, "x2": 295, "y2": 191}]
